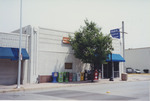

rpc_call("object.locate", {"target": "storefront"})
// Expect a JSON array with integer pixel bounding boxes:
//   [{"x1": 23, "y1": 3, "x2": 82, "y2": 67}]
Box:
[
  {"x1": 102, "y1": 54, "x2": 125, "y2": 78},
  {"x1": 0, "y1": 47, "x2": 29, "y2": 85},
  {"x1": 0, "y1": 32, "x2": 29, "y2": 85}
]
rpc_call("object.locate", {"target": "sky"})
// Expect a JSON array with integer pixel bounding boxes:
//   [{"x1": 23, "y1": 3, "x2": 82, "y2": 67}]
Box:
[{"x1": 0, "y1": 0, "x2": 150, "y2": 49}]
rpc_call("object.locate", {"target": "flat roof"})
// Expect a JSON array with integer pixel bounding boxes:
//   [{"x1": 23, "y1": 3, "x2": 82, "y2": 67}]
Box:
[{"x1": 125, "y1": 47, "x2": 150, "y2": 50}]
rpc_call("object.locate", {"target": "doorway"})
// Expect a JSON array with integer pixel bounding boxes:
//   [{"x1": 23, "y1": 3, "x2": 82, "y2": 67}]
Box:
[{"x1": 103, "y1": 62, "x2": 119, "y2": 78}]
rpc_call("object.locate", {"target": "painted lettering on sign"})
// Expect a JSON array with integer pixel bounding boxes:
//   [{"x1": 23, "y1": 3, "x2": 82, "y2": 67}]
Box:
[
  {"x1": 63, "y1": 37, "x2": 70, "y2": 44},
  {"x1": 110, "y1": 29, "x2": 120, "y2": 39}
]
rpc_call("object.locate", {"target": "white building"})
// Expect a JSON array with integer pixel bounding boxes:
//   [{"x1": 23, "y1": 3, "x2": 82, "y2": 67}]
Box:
[
  {"x1": 0, "y1": 31, "x2": 29, "y2": 85},
  {"x1": 125, "y1": 47, "x2": 150, "y2": 73},
  {"x1": 0, "y1": 25, "x2": 125, "y2": 85}
]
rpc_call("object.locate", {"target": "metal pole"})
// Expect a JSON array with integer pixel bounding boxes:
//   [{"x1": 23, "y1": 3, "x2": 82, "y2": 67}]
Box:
[
  {"x1": 122, "y1": 21, "x2": 125, "y2": 72},
  {"x1": 111, "y1": 53, "x2": 114, "y2": 81},
  {"x1": 17, "y1": 0, "x2": 22, "y2": 89},
  {"x1": 112, "y1": 62, "x2": 114, "y2": 79}
]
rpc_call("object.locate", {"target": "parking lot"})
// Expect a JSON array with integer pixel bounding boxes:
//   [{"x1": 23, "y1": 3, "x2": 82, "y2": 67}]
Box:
[{"x1": 127, "y1": 73, "x2": 150, "y2": 81}]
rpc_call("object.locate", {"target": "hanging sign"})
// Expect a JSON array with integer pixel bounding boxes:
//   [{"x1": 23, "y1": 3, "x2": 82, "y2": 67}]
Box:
[{"x1": 110, "y1": 29, "x2": 120, "y2": 39}]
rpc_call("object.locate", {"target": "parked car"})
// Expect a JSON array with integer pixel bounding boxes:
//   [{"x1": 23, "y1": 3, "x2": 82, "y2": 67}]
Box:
[
  {"x1": 134, "y1": 69, "x2": 141, "y2": 74},
  {"x1": 126, "y1": 67, "x2": 134, "y2": 73},
  {"x1": 143, "y1": 69, "x2": 149, "y2": 73}
]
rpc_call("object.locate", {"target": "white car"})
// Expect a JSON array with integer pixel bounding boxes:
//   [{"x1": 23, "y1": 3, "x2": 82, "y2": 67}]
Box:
[{"x1": 134, "y1": 69, "x2": 141, "y2": 74}]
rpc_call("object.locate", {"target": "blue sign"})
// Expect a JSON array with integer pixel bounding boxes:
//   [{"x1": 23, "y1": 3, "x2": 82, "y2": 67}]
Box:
[{"x1": 110, "y1": 29, "x2": 120, "y2": 39}]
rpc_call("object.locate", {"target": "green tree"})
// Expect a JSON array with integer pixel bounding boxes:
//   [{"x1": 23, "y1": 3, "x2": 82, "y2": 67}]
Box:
[{"x1": 70, "y1": 20, "x2": 113, "y2": 81}]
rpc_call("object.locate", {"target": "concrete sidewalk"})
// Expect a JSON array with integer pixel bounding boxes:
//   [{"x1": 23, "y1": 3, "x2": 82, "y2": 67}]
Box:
[{"x1": 0, "y1": 74, "x2": 150, "y2": 93}]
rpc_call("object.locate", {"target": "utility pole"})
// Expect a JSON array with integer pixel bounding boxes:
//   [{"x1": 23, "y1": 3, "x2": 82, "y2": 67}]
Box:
[
  {"x1": 122, "y1": 21, "x2": 125, "y2": 72},
  {"x1": 111, "y1": 53, "x2": 114, "y2": 81},
  {"x1": 17, "y1": 0, "x2": 22, "y2": 89}
]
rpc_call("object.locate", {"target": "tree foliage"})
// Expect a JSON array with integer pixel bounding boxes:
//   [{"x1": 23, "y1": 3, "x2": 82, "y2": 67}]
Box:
[{"x1": 70, "y1": 20, "x2": 113, "y2": 70}]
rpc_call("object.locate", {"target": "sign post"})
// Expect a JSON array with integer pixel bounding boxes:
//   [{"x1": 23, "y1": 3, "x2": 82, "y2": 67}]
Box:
[{"x1": 122, "y1": 21, "x2": 125, "y2": 72}]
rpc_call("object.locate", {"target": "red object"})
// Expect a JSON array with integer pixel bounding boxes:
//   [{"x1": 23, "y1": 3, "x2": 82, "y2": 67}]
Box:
[
  {"x1": 94, "y1": 70, "x2": 98, "y2": 80},
  {"x1": 63, "y1": 37, "x2": 70, "y2": 44}
]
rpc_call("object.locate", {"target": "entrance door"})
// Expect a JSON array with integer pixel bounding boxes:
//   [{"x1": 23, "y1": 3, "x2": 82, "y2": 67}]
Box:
[
  {"x1": 103, "y1": 62, "x2": 112, "y2": 78},
  {"x1": 114, "y1": 62, "x2": 119, "y2": 78},
  {"x1": 103, "y1": 62, "x2": 119, "y2": 78}
]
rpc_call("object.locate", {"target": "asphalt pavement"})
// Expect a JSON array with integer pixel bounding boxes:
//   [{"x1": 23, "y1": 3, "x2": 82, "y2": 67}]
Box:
[
  {"x1": 0, "y1": 74, "x2": 150, "y2": 100},
  {"x1": 0, "y1": 80, "x2": 149, "y2": 100}
]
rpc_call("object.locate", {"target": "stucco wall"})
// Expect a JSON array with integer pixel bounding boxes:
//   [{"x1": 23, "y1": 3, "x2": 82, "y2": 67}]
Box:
[
  {"x1": 38, "y1": 27, "x2": 90, "y2": 75},
  {"x1": 0, "y1": 32, "x2": 28, "y2": 48}
]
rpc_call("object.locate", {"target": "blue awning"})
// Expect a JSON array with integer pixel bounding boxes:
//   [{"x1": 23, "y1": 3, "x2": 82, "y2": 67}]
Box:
[
  {"x1": 106, "y1": 53, "x2": 125, "y2": 62},
  {"x1": 0, "y1": 47, "x2": 29, "y2": 60},
  {"x1": 11, "y1": 48, "x2": 29, "y2": 60},
  {"x1": 0, "y1": 47, "x2": 15, "y2": 59}
]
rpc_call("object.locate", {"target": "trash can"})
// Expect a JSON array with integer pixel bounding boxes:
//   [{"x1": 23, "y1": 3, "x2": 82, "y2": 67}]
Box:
[
  {"x1": 77, "y1": 73, "x2": 81, "y2": 81},
  {"x1": 121, "y1": 73, "x2": 128, "y2": 81},
  {"x1": 69, "y1": 73, "x2": 73, "y2": 82},
  {"x1": 81, "y1": 72, "x2": 84, "y2": 81},
  {"x1": 52, "y1": 72, "x2": 58, "y2": 83},
  {"x1": 58, "y1": 72, "x2": 63, "y2": 83},
  {"x1": 63, "y1": 72, "x2": 69, "y2": 82},
  {"x1": 72, "y1": 73, "x2": 77, "y2": 82}
]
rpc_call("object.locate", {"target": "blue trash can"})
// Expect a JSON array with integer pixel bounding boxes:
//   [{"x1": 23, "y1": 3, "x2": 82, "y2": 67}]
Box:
[{"x1": 52, "y1": 72, "x2": 58, "y2": 83}]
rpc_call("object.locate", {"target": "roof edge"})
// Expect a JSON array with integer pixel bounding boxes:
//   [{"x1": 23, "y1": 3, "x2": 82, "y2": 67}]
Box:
[
  {"x1": 38, "y1": 26, "x2": 74, "y2": 34},
  {"x1": 126, "y1": 47, "x2": 150, "y2": 50}
]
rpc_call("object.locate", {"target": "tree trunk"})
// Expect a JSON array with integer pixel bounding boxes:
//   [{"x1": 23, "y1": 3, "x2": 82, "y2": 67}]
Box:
[{"x1": 91, "y1": 70, "x2": 94, "y2": 82}]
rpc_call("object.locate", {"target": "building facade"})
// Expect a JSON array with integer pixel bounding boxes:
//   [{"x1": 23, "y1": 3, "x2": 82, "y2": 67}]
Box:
[
  {"x1": 0, "y1": 25, "x2": 125, "y2": 85},
  {"x1": 0, "y1": 32, "x2": 29, "y2": 85}
]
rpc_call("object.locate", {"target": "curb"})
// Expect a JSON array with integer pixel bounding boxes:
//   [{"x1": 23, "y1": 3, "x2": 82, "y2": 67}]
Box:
[{"x1": 0, "y1": 80, "x2": 120, "y2": 93}]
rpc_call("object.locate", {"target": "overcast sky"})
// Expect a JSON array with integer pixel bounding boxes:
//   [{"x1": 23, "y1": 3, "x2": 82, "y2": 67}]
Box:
[{"x1": 0, "y1": 0, "x2": 150, "y2": 49}]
